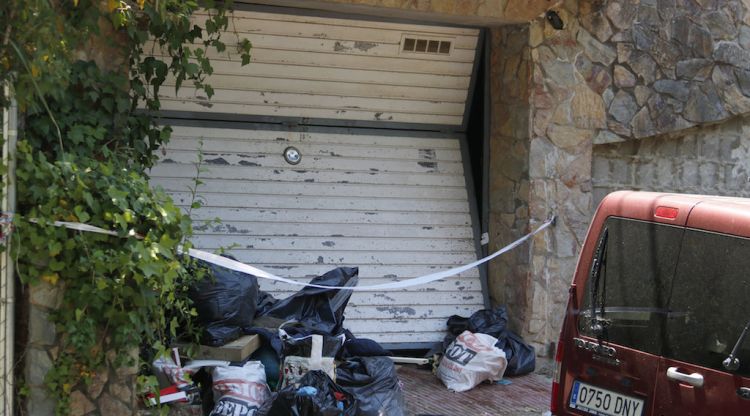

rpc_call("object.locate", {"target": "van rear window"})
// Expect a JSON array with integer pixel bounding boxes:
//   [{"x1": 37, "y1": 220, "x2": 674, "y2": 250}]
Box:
[
  {"x1": 580, "y1": 218, "x2": 750, "y2": 376},
  {"x1": 579, "y1": 217, "x2": 683, "y2": 355},
  {"x1": 667, "y1": 229, "x2": 750, "y2": 377}
]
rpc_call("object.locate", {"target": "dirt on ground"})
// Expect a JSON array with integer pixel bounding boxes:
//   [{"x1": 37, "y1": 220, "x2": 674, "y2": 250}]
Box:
[{"x1": 397, "y1": 365, "x2": 552, "y2": 416}]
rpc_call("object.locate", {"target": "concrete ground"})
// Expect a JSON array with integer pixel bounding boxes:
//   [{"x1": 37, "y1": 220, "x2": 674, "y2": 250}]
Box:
[{"x1": 397, "y1": 365, "x2": 552, "y2": 416}]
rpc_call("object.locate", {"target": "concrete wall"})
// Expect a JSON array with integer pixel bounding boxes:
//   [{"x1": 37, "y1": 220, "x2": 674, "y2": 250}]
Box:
[{"x1": 244, "y1": 0, "x2": 561, "y2": 25}]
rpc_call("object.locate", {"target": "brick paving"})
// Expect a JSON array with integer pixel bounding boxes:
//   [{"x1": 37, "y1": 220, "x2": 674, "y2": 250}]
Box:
[{"x1": 397, "y1": 365, "x2": 551, "y2": 416}]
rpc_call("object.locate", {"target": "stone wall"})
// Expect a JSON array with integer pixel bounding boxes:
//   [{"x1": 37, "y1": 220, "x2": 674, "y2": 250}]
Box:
[
  {"x1": 25, "y1": 281, "x2": 139, "y2": 415},
  {"x1": 487, "y1": 26, "x2": 532, "y2": 334},
  {"x1": 584, "y1": 0, "x2": 750, "y2": 143},
  {"x1": 593, "y1": 114, "x2": 750, "y2": 204},
  {"x1": 526, "y1": 0, "x2": 597, "y2": 354},
  {"x1": 524, "y1": 0, "x2": 750, "y2": 353},
  {"x1": 21, "y1": 5, "x2": 136, "y2": 414}
]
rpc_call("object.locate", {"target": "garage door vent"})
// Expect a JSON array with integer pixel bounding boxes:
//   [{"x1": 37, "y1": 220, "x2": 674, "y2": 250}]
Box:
[{"x1": 402, "y1": 36, "x2": 452, "y2": 55}]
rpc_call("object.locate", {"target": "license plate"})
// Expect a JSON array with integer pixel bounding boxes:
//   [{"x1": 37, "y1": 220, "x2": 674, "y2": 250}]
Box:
[{"x1": 569, "y1": 381, "x2": 644, "y2": 416}]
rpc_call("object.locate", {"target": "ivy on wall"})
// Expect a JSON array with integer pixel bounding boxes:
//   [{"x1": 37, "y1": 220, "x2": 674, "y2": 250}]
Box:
[{"x1": 0, "y1": 1, "x2": 251, "y2": 413}]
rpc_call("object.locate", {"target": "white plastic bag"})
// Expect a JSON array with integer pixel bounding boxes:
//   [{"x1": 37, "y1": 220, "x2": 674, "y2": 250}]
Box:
[
  {"x1": 280, "y1": 333, "x2": 337, "y2": 388},
  {"x1": 437, "y1": 330, "x2": 508, "y2": 392},
  {"x1": 210, "y1": 361, "x2": 271, "y2": 416},
  {"x1": 152, "y1": 356, "x2": 193, "y2": 390}
]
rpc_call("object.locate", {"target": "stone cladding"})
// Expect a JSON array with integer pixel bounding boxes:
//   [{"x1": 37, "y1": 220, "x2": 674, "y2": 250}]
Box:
[
  {"x1": 593, "y1": 114, "x2": 750, "y2": 203},
  {"x1": 523, "y1": 0, "x2": 750, "y2": 353}
]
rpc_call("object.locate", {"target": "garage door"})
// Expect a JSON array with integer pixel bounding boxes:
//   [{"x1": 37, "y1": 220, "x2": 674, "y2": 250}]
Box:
[
  {"x1": 150, "y1": 8, "x2": 484, "y2": 346},
  {"x1": 154, "y1": 9, "x2": 479, "y2": 127}
]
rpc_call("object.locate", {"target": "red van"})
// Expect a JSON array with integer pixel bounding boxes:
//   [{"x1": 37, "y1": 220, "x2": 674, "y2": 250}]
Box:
[{"x1": 550, "y1": 191, "x2": 750, "y2": 416}]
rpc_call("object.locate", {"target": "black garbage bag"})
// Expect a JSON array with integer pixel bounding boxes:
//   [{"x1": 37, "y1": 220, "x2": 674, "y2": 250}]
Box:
[
  {"x1": 281, "y1": 324, "x2": 346, "y2": 358},
  {"x1": 336, "y1": 357, "x2": 405, "y2": 416},
  {"x1": 435, "y1": 307, "x2": 509, "y2": 355},
  {"x1": 189, "y1": 258, "x2": 259, "y2": 346},
  {"x1": 279, "y1": 324, "x2": 346, "y2": 389},
  {"x1": 495, "y1": 330, "x2": 536, "y2": 376},
  {"x1": 436, "y1": 306, "x2": 535, "y2": 375},
  {"x1": 341, "y1": 338, "x2": 392, "y2": 359},
  {"x1": 256, "y1": 267, "x2": 359, "y2": 336},
  {"x1": 256, "y1": 290, "x2": 280, "y2": 316},
  {"x1": 467, "y1": 307, "x2": 508, "y2": 338},
  {"x1": 445, "y1": 307, "x2": 509, "y2": 338},
  {"x1": 260, "y1": 370, "x2": 358, "y2": 416},
  {"x1": 446, "y1": 314, "x2": 470, "y2": 336}
]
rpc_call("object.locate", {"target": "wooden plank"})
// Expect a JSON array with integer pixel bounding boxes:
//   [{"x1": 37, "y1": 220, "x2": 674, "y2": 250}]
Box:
[
  {"x1": 160, "y1": 88, "x2": 466, "y2": 116},
  {"x1": 152, "y1": 179, "x2": 468, "y2": 200},
  {"x1": 158, "y1": 99, "x2": 464, "y2": 125},
  {"x1": 179, "y1": 207, "x2": 472, "y2": 226},
  {"x1": 162, "y1": 75, "x2": 467, "y2": 102},
  {"x1": 162, "y1": 139, "x2": 464, "y2": 161},
  {"x1": 177, "y1": 335, "x2": 260, "y2": 361},
  {"x1": 190, "y1": 235, "x2": 476, "y2": 252},
  {"x1": 168, "y1": 127, "x2": 462, "y2": 149},
  {"x1": 150, "y1": 164, "x2": 468, "y2": 187},
  {"x1": 159, "y1": 150, "x2": 465, "y2": 174}
]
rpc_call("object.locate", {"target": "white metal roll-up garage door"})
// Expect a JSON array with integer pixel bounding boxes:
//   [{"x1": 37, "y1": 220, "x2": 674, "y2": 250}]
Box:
[
  {"x1": 150, "y1": 125, "x2": 484, "y2": 344},
  {"x1": 150, "y1": 9, "x2": 484, "y2": 346},
  {"x1": 154, "y1": 9, "x2": 479, "y2": 127}
]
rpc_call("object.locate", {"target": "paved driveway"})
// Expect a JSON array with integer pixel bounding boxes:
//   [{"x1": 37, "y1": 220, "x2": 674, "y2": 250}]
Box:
[{"x1": 397, "y1": 365, "x2": 552, "y2": 416}]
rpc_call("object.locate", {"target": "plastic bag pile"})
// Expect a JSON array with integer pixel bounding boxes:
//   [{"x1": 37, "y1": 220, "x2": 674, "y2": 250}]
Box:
[
  {"x1": 436, "y1": 306, "x2": 537, "y2": 391},
  {"x1": 153, "y1": 257, "x2": 538, "y2": 414},
  {"x1": 177, "y1": 261, "x2": 405, "y2": 415}
]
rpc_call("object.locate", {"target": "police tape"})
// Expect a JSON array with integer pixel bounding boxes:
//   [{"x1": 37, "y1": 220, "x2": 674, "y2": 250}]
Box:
[{"x1": 25, "y1": 215, "x2": 556, "y2": 291}]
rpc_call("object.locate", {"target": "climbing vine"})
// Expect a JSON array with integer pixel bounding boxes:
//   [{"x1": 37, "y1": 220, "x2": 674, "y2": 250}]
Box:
[{"x1": 0, "y1": 0, "x2": 250, "y2": 413}]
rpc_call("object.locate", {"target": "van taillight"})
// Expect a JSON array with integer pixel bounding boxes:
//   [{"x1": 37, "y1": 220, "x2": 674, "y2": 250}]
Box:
[
  {"x1": 550, "y1": 336, "x2": 564, "y2": 414},
  {"x1": 654, "y1": 206, "x2": 679, "y2": 219}
]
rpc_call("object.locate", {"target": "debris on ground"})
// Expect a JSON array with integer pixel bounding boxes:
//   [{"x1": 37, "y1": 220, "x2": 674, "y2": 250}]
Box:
[
  {"x1": 209, "y1": 361, "x2": 270, "y2": 416},
  {"x1": 437, "y1": 331, "x2": 507, "y2": 392},
  {"x1": 435, "y1": 306, "x2": 537, "y2": 377},
  {"x1": 189, "y1": 257, "x2": 259, "y2": 346},
  {"x1": 140, "y1": 265, "x2": 544, "y2": 415},
  {"x1": 399, "y1": 364, "x2": 551, "y2": 416}
]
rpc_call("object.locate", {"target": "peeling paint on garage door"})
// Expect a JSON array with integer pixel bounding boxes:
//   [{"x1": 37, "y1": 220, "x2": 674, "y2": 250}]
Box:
[
  {"x1": 150, "y1": 125, "x2": 484, "y2": 345},
  {"x1": 152, "y1": 9, "x2": 480, "y2": 126}
]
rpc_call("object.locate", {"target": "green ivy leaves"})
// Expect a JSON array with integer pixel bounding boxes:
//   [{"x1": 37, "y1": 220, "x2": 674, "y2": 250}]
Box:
[{"x1": 3, "y1": 1, "x2": 250, "y2": 413}]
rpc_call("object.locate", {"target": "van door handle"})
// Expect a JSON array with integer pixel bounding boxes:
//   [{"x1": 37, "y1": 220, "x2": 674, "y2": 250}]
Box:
[
  {"x1": 738, "y1": 387, "x2": 750, "y2": 399},
  {"x1": 666, "y1": 367, "x2": 704, "y2": 388}
]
